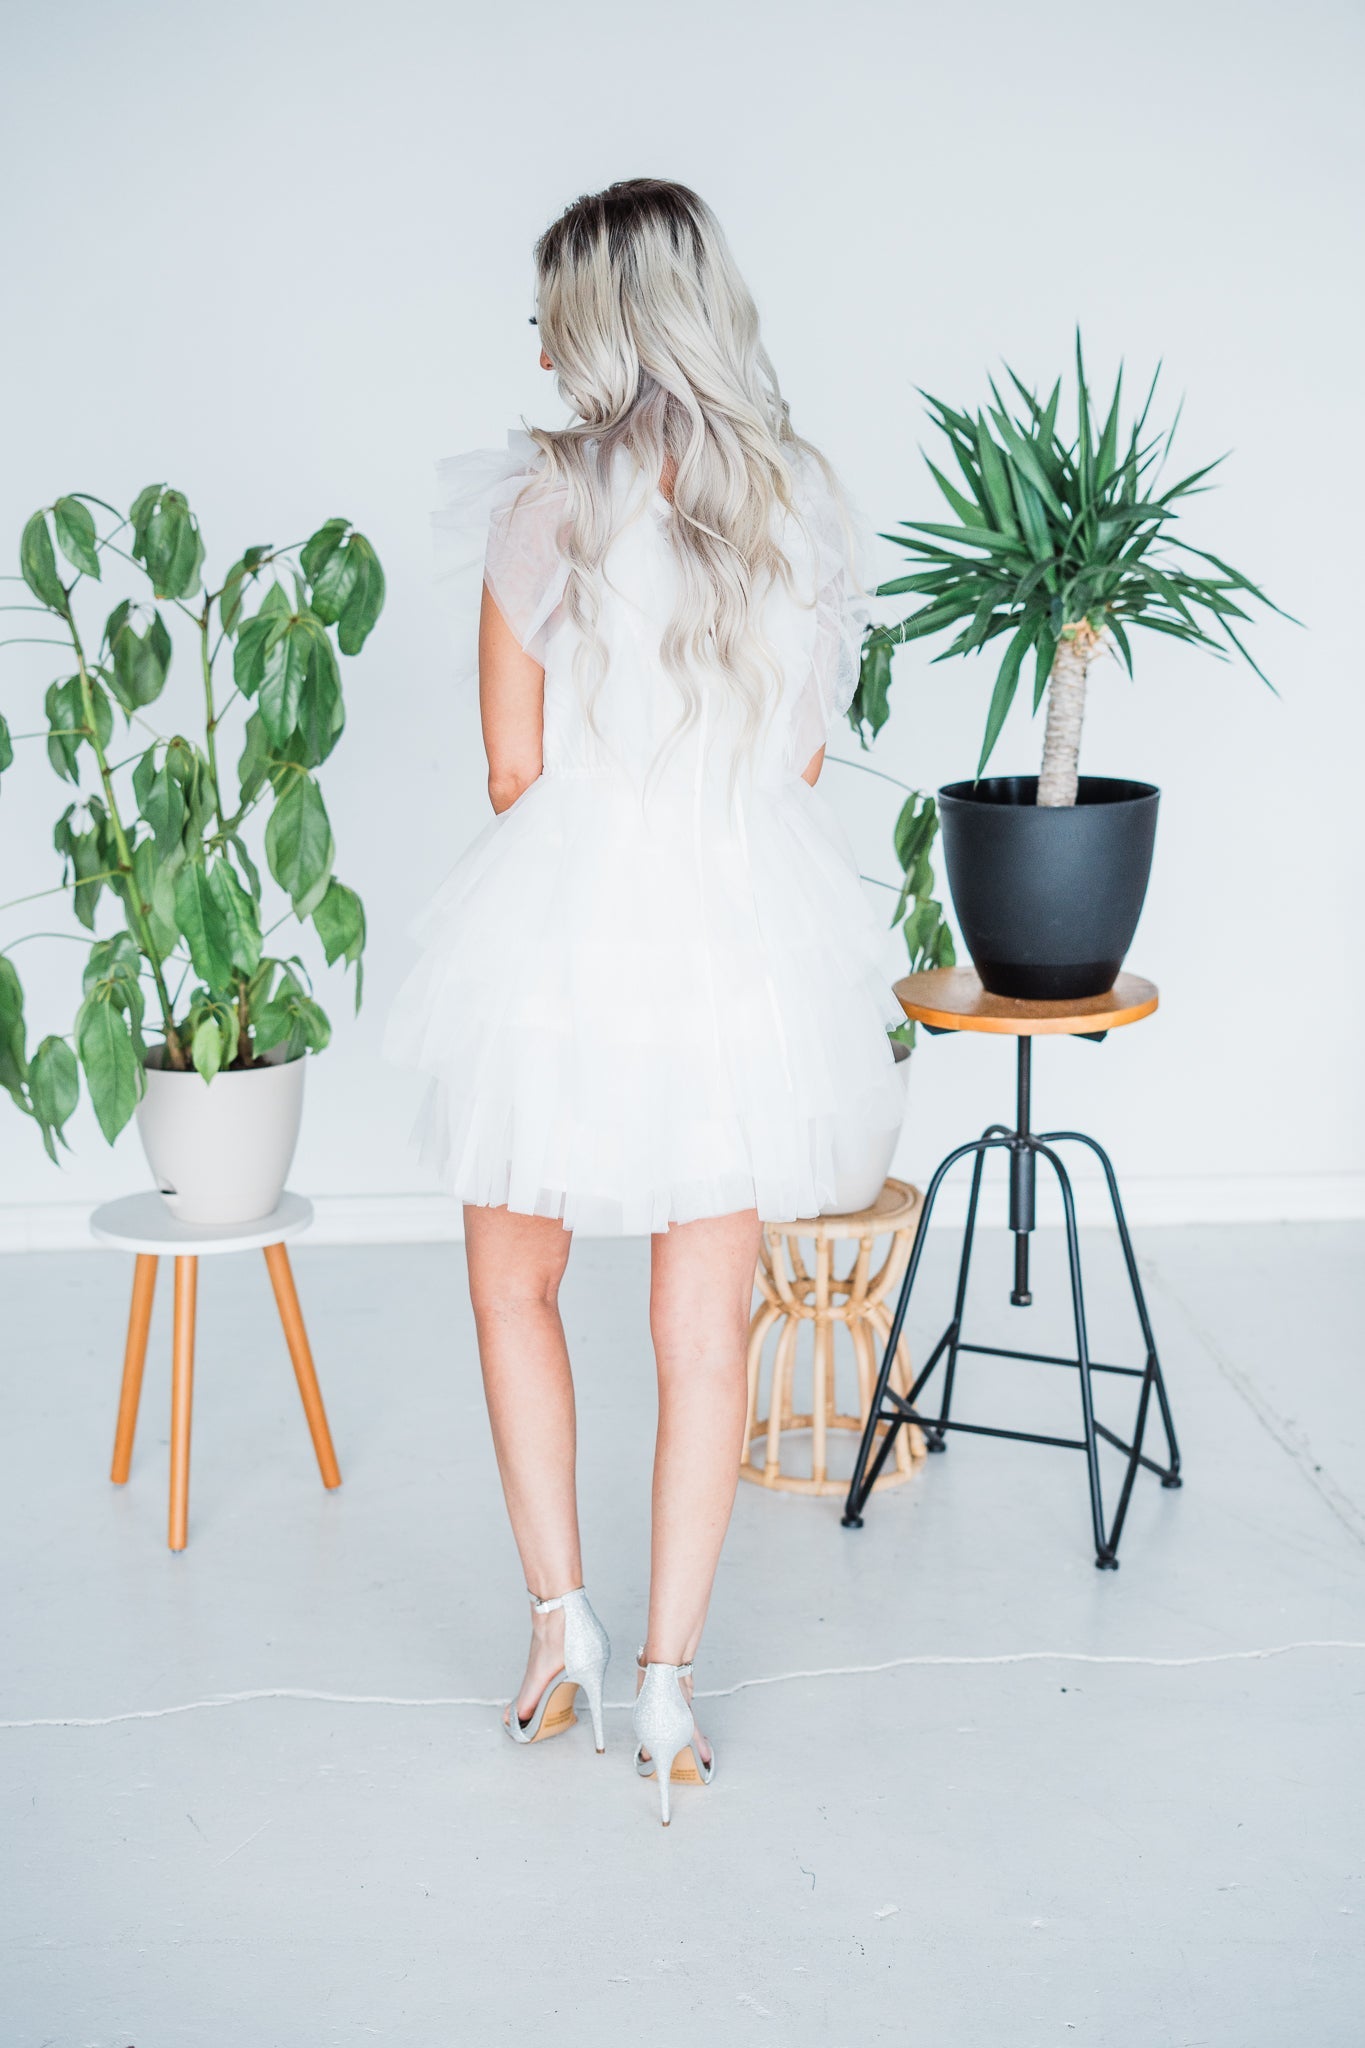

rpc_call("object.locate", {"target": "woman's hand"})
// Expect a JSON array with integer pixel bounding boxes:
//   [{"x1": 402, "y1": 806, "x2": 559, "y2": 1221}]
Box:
[{"x1": 479, "y1": 583, "x2": 546, "y2": 813}]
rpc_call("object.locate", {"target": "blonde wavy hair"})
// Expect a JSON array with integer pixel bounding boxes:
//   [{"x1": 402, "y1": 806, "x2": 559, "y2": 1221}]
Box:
[{"x1": 525, "y1": 178, "x2": 841, "y2": 759}]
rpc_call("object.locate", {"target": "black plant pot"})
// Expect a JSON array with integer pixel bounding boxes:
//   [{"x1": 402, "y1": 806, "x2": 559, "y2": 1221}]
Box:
[{"x1": 938, "y1": 775, "x2": 1160, "y2": 1001}]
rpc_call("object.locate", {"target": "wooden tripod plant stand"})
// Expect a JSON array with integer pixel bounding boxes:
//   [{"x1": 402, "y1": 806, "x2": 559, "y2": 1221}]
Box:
[{"x1": 91, "y1": 1191, "x2": 340, "y2": 1551}]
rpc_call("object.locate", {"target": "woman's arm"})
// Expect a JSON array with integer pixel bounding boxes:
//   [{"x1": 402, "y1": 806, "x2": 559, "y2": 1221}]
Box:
[
  {"x1": 801, "y1": 745, "x2": 825, "y2": 787},
  {"x1": 479, "y1": 583, "x2": 546, "y2": 813}
]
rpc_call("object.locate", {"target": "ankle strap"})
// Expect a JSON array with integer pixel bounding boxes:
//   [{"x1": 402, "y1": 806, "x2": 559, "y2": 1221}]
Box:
[
  {"x1": 636, "y1": 1645, "x2": 693, "y2": 1676},
  {"x1": 527, "y1": 1586, "x2": 583, "y2": 1613}
]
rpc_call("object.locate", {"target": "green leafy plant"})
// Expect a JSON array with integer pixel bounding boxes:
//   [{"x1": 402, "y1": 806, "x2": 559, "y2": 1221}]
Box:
[
  {"x1": 0, "y1": 486, "x2": 383, "y2": 1157},
  {"x1": 830, "y1": 761, "x2": 955, "y2": 1047},
  {"x1": 851, "y1": 336, "x2": 1288, "y2": 806}
]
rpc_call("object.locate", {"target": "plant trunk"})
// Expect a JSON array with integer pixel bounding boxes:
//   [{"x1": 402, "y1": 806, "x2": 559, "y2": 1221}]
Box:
[{"x1": 1037, "y1": 626, "x2": 1098, "y2": 809}]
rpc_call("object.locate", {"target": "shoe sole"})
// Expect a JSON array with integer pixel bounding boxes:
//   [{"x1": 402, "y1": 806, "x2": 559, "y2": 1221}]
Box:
[{"x1": 529, "y1": 1680, "x2": 580, "y2": 1741}]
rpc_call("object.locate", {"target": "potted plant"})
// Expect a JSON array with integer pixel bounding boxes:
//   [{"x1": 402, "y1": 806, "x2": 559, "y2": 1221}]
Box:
[
  {"x1": 851, "y1": 338, "x2": 1287, "y2": 998},
  {"x1": 0, "y1": 484, "x2": 383, "y2": 1221}
]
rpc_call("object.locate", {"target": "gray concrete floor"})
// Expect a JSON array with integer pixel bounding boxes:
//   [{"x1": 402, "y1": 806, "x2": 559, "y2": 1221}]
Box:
[{"x1": 2, "y1": 1221, "x2": 1363, "y2": 2046}]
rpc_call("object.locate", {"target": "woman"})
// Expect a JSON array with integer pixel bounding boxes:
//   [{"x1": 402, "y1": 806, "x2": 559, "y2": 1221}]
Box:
[{"x1": 387, "y1": 179, "x2": 904, "y2": 1824}]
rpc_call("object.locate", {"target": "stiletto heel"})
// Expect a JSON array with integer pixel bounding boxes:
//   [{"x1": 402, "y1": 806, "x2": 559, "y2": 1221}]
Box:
[
  {"x1": 582, "y1": 1670, "x2": 607, "y2": 1755},
  {"x1": 632, "y1": 1650, "x2": 715, "y2": 1825},
  {"x1": 504, "y1": 1586, "x2": 611, "y2": 1751}
]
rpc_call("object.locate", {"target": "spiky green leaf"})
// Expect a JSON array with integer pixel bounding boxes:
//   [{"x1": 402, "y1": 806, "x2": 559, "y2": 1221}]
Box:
[{"x1": 977, "y1": 622, "x2": 1033, "y2": 777}]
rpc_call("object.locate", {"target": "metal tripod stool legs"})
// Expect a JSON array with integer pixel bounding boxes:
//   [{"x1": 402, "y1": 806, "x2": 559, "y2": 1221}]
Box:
[{"x1": 842, "y1": 1033, "x2": 1182, "y2": 1568}]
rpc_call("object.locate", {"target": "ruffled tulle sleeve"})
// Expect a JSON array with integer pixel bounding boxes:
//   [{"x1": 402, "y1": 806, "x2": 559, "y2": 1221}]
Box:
[
  {"x1": 432, "y1": 429, "x2": 570, "y2": 674},
  {"x1": 779, "y1": 452, "x2": 873, "y2": 771}
]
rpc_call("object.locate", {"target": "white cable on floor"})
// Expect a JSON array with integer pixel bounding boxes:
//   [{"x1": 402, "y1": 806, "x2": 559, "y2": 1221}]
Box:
[{"x1": 3, "y1": 1639, "x2": 1362, "y2": 1729}]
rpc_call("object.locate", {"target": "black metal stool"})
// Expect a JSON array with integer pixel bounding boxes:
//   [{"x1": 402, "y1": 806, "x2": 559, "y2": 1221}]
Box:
[{"x1": 842, "y1": 968, "x2": 1181, "y2": 1568}]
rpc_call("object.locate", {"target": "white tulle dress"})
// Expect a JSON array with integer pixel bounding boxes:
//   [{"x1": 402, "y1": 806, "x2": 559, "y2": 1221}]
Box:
[{"x1": 384, "y1": 432, "x2": 905, "y2": 1234}]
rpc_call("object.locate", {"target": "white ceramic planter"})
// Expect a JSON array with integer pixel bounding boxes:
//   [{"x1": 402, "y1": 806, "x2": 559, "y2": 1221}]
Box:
[
  {"x1": 137, "y1": 1046, "x2": 306, "y2": 1226},
  {"x1": 822, "y1": 1038, "x2": 912, "y2": 1217}
]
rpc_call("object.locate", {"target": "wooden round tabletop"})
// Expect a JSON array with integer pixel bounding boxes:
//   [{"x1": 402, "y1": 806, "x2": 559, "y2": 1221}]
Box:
[{"x1": 894, "y1": 968, "x2": 1158, "y2": 1038}]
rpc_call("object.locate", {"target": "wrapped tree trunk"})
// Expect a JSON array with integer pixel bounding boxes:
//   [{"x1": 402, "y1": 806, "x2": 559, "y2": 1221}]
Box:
[{"x1": 1037, "y1": 623, "x2": 1100, "y2": 808}]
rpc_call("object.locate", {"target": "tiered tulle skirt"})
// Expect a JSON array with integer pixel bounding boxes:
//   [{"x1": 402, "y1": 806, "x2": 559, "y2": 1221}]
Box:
[{"x1": 384, "y1": 770, "x2": 906, "y2": 1234}]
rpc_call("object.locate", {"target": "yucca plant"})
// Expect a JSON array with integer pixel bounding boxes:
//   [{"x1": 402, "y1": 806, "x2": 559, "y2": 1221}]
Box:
[
  {"x1": 0, "y1": 485, "x2": 383, "y2": 1158},
  {"x1": 851, "y1": 336, "x2": 1287, "y2": 805}
]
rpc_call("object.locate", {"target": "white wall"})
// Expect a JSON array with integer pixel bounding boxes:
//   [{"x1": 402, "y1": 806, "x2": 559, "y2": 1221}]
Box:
[{"x1": 1, "y1": 0, "x2": 1361, "y2": 1240}]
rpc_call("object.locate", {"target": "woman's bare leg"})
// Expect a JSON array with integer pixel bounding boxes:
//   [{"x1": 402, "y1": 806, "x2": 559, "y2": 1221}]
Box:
[
  {"x1": 640, "y1": 1207, "x2": 761, "y2": 1760},
  {"x1": 464, "y1": 1204, "x2": 579, "y2": 1724}
]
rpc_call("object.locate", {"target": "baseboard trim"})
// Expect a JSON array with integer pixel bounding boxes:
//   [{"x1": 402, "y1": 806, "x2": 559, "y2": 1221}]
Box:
[{"x1": 0, "y1": 1173, "x2": 1361, "y2": 1254}]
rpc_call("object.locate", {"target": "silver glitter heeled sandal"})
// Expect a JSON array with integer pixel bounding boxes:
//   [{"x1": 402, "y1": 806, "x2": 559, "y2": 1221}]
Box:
[
  {"x1": 632, "y1": 1648, "x2": 715, "y2": 1825},
  {"x1": 504, "y1": 1587, "x2": 611, "y2": 1751}
]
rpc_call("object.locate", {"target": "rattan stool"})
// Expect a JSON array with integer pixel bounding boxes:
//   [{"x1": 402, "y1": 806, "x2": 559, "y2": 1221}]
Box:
[{"x1": 741, "y1": 1177, "x2": 927, "y2": 1496}]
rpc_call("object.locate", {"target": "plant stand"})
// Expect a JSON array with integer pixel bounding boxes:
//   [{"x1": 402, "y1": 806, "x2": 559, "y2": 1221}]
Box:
[
  {"x1": 742, "y1": 1178, "x2": 928, "y2": 1495},
  {"x1": 841, "y1": 970, "x2": 1181, "y2": 1567},
  {"x1": 91, "y1": 1190, "x2": 339, "y2": 1552}
]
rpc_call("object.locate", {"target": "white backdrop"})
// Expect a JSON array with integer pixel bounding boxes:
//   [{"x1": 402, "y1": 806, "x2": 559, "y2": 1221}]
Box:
[{"x1": 1, "y1": 0, "x2": 1361, "y2": 1242}]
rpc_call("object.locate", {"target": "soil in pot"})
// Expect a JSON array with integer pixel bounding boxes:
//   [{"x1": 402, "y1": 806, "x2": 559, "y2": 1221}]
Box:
[{"x1": 938, "y1": 775, "x2": 1159, "y2": 1001}]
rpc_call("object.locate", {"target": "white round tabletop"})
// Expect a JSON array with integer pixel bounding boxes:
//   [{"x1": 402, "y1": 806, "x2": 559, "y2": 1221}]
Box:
[{"x1": 89, "y1": 1190, "x2": 314, "y2": 1257}]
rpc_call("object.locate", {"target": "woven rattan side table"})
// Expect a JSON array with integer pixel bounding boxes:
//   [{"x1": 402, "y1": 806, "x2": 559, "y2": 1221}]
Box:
[{"x1": 741, "y1": 1177, "x2": 927, "y2": 1496}]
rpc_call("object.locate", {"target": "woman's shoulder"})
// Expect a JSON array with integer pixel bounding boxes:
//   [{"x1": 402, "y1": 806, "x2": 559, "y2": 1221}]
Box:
[
  {"x1": 782, "y1": 443, "x2": 854, "y2": 539},
  {"x1": 431, "y1": 430, "x2": 570, "y2": 661},
  {"x1": 776, "y1": 444, "x2": 868, "y2": 602},
  {"x1": 435, "y1": 430, "x2": 564, "y2": 552}
]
